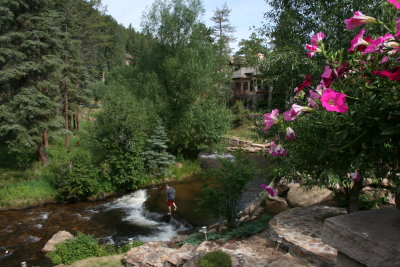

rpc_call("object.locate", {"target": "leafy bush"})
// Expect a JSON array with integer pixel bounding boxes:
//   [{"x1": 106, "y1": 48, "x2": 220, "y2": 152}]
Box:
[
  {"x1": 198, "y1": 156, "x2": 256, "y2": 227},
  {"x1": 178, "y1": 232, "x2": 220, "y2": 246},
  {"x1": 48, "y1": 232, "x2": 143, "y2": 265},
  {"x1": 197, "y1": 251, "x2": 232, "y2": 267},
  {"x1": 170, "y1": 99, "x2": 233, "y2": 157},
  {"x1": 224, "y1": 215, "x2": 271, "y2": 239},
  {"x1": 49, "y1": 150, "x2": 100, "y2": 201},
  {"x1": 48, "y1": 232, "x2": 102, "y2": 265}
]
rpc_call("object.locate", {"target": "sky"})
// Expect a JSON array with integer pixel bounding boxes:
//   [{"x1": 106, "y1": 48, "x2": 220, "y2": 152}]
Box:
[{"x1": 101, "y1": 0, "x2": 269, "y2": 52}]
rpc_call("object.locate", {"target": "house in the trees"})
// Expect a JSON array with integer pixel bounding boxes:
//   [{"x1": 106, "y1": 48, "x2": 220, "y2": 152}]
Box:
[
  {"x1": 231, "y1": 67, "x2": 267, "y2": 110},
  {"x1": 125, "y1": 53, "x2": 133, "y2": 66}
]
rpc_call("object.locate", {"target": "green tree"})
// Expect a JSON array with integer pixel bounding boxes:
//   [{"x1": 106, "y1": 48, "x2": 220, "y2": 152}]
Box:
[
  {"x1": 142, "y1": 125, "x2": 175, "y2": 177},
  {"x1": 0, "y1": 0, "x2": 63, "y2": 163},
  {"x1": 93, "y1": 87, "x2": 156, "y2": 191},
  {"x1": 140, "y1": 0, "x2": 233, "y2": 156},
  {"x1": 235, "y1": 33, "x2": 268, "y2": 66},
  {"x1": 211, "y1": 3, "x2": 235, "y2": 57},
  {"x1": 198, "y1": 157, "x2": 255, "y2": 227}
]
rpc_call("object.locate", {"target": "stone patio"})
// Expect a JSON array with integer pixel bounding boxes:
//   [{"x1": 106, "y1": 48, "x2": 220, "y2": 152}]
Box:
[{"x1": 269, "y1": 205, "x2": 347, "y2": 266}]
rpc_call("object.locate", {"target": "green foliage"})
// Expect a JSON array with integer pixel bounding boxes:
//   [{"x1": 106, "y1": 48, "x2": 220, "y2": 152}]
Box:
[
  {"x1": 93, "y1": 88, "x2": 156, "y2": 192},
  {"x1": 143, "y1": 125, "x2": 175, "y2": 177},
  {"x1": 235, "y1": 33, "x2": 269, "y2": 66},
  {"x1": 198, "y1": 156, "x2": 256, "y2": 226},
  {"x1": 224, "y1": 215, "x2": 271, "y2": 239},
  {"x1": 231, "y1": 101, "x2": 250, "y2": 128},
  {"x1": 197, "y1": 251, "x2": 232, "y2": 267},
  {"x1": 48, "y1": 232, "x2": 102, "y2": 265},
  {"x1": 258, "y1": 0, "x2": 384, "y2": 110},
  {"x1": 178, "y1": 232, "x2": 220, "y2": 246},
  {"x1": 49, "y1": 149, "x2": 100, "y2": 201},
  {"x1": 172, "y1": 99, "x2": 233, "y2": 156},
  {"x1": 263, "y1": 3, "x2": 400, "y2": 212},
  {"x1": 0, "y1": 169, "x2": 56, "y2": 209},
  {"x1": 179, "y1": 215, "x2": 271, "y2": 246},
  {"x1": 48, "y1": 232, "x2": 143, "y2": 265},
  {"x1": 169, "y1": 159, "x2": 201, "y2": 179}
]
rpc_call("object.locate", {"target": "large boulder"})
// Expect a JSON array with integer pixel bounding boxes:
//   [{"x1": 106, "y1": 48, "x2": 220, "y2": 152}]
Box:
[
  {"x1": 265, "y1": 196, "x2": 289, "y2": 215},
  {"x1": 42, "y1": 231, "x2": 74, "y2": 253},
  {"x1": 286, "y1": 183, "x2": 334, "y2": 207},
  {"x1": 322, "y1": 207, "x2": 400, "y2": 267}
]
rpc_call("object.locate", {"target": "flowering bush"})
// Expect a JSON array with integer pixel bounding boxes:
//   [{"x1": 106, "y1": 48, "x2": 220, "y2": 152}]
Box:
[{"x1": 262, "y1": 1, "x2": 400, "y2": 212}]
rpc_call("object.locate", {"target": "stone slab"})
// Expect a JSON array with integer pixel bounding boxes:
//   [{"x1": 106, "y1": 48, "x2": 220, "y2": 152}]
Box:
[
  {"x1": 269, "y1": 205, "x2": 346, "y2": 266},
  {"x1": 322, "y1": 207, "x2": 400, "y2": 267}
]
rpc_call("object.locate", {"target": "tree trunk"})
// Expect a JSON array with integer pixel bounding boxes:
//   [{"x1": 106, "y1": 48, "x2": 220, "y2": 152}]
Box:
[
  {"x1": 65, "y1": 90, "x2": 70, "y2": 147},
  {"x1": 73, "y1": 114, "x2": 76, "y2": 129},
  {"x1": 347, "y1": 178, "x2": 363, "y2": 213},
  {"x1": 76, "y1": 111, "x2": 81, "y2": 130},
  {"x1": 37, "y1": 144, "x2": 48, "y2": 165},
  {"x1": 43, "y1": 131, "x2": 49, "y2": 147}
]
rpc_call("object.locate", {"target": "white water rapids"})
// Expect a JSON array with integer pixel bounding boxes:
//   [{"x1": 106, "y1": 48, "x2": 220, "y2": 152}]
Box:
[{"x1": 102, "y1": 189, "x2": 183, "y2": 242}]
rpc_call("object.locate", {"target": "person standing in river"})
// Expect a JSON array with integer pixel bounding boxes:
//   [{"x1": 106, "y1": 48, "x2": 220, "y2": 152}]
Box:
[{"x1": 165, "y1": 184, "x2": 177, "y2": 215}]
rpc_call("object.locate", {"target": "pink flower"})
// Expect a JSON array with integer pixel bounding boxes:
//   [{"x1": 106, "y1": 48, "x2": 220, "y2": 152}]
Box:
[
  {"x1": 348, "y1": 29, "x2": 371, "y2": 52},
  {"x1": 283, "y1": 109, "x2": 300, "y2": 121},
  {"x1": 309, "y1": 90, "x2": 320, "y2": 99},
  {"x1": 321, "y1": 66, "x2": 334, "y2": 87},
  {"x1": 263, "y1": 109, "x2": 279, "y2": 131},
  {"x1": 310, "y1": 32, "x2": 325, "y2": 45},
  {"x1": 363, "y1": 34, "x2": 394, "y2": 54},
  {"x1": 373, "y1": 66, "x2": 400, "y2": 81},
  {"x1": 344, "y1": 11, "x2": 377, "y2": 30},
  {"x1": 283, "y1": 104, "x2": 312, "y2": 121},
  {"x1": 388, "y1": 0, "x2": 400, "y2": 9},
  {"x1": 285, "y1": 127, "x2": 296, "y2": 141},
  {"x1": 307, "y1": 97, "x2": 318, "y2": 108},
  {"x1": 294, "y1": 74, "x2": 312, "y2": 94},
  {"x1": 350, "y1": 172, "x2": 361, "y2": 181},
  {"x1": 321, "y1": 89, "x2": 348, "y2": 113},
  {"x1": 260, "y1": 184, "x2": 277, "y2": 197},
  {"x1": 269, "y1": 144, "x2": 287, "y2": 157},
  {"x1": 306, "y1": 44, "x2": 321, "y2": 58},
  {"x1": 381, "y1": 57, "x2": 389, "y2": 64}
]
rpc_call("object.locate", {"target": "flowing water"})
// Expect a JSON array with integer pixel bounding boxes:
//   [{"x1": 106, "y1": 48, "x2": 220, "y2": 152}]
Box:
[{"x1": 0, "y1": 153, "x2": 268, "y2": 267}]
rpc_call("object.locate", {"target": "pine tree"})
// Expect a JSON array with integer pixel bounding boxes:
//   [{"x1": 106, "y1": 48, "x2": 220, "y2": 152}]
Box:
[
  {"x1": 211, "y1": 3, "x2": 235, "y2": 57},
  {"x1": 0, "y1": 0, "x2": 63, "y2": 163},
  {"x1": 142, "y1": 125, "x2": 175, "y2": 177}
]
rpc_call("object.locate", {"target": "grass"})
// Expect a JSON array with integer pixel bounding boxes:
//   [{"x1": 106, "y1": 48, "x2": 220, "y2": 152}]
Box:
[
  {"x1": 226, "y1": 125, "x2": 261, "y2": 143},
  {"x1": 0, "y1": 167, "x2": 56, "y2": 209},
  {"x1": 169, "y1": 159, "x2": 201, "y2": 180}
]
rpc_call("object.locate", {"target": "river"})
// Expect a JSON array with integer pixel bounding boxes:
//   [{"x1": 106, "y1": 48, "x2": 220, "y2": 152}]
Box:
[{"x1": 0, "y1": 153, "x2": 268, "y2": 267}]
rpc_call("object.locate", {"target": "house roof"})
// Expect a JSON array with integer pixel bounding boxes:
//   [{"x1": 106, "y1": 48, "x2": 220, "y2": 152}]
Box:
[
  {"x1": 125, "y1": 53, "x2": 133, "y2": 59},
  {"x1": 232, "y1": 67, "x2": 261, "y2": 79}
]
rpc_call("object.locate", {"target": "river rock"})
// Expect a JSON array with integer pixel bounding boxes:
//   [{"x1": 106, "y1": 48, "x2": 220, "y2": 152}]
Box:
[
  {"x1": 268, "y1": 253, "x2": 316, "y2": 267},
  {"x1": 286, "y1": 183, "x2": 334, "y2": 207},
  {"x1": 42, "y1": 231, "x2": 74, "y2": 253},
  {"x1": 265, "y1": 196, "x2": 289, "y2": 215}
]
